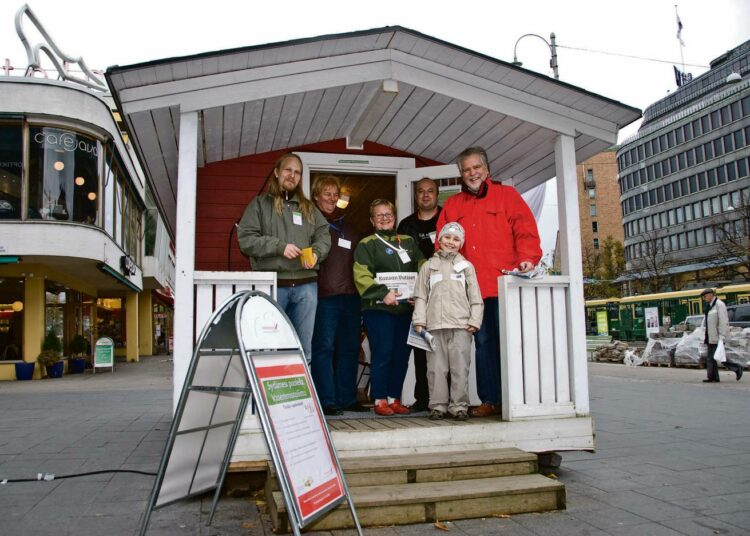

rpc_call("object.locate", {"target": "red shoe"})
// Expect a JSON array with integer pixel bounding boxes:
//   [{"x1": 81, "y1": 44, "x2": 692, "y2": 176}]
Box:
[
  {"x1": 389, "y1": 399, "x2": 411, "y2": 415},
  {"x1": 469, "y1": 403, "x2": 501, "y2": 418},
  {"x1": 373, "y1": 400, "x2": 394, "y2": 416}
]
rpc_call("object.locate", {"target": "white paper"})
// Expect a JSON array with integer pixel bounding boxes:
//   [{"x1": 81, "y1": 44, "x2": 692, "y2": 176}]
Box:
[
  {"x1": 376, "y1": 272, "x2": 416, "y2": 300},
  {"x1": 407, "y1": 322, "x2": 435, "y2": 352}
]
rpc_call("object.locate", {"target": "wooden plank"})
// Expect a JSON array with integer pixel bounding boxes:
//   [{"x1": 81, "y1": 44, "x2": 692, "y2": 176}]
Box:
[
  {"x1": 521, "y1": 286, "x2": 541, "y2": 405},
  {"x1": 340, "y1": 447, "x2": 535, "y2": 473},
  {"x1": 537, "y1": 287, "x2": 556, "y2": 405},
  {"x1": 256, "y1": 95, "x2": 284, "y2": 154},
  {"x1": 552, "y1": 286, "x2": 571, "y2": 403},
  {"x1": 202, "y1": 106, "x2": 223, "y2": 164}
]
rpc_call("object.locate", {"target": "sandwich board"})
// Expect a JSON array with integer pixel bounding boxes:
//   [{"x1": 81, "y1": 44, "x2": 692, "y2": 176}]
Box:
[{"x1": 138, "y1": 291, "x2": 361, "y2": 535}]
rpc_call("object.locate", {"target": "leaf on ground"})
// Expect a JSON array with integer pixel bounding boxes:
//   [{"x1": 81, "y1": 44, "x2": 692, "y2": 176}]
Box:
[
  {"x1": 546, "y1": 473, "x2": 558, "y2": 479},
  {"x1": 242, "y1": 522, "x2": 255, "y2": 529},
  {"x1": 492, "y1": 514, "x2": 511, "y2": 519},
  {"x1": 434, "y1": 520, "x2": 450, "y2": 531}
]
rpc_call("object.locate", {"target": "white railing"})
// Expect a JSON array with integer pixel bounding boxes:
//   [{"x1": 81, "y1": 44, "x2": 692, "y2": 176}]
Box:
[
  {"x1": 193, "y1": 271, "x2": 277, "y2": 342},
  {"x1": 499, "y1": 275, "x2": 587, "y2": 421}
]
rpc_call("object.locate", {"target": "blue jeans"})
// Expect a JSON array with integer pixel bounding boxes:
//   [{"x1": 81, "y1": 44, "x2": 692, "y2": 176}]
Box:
[
  {"x1": 276, "y1": 282, "x2": 317, "y2": 363},
  {"x1": 311, "y1": 294, "x2": 362, "y2": 408},
  {"x1": 475, "y1": 297, "x2": 501, "y2": 405},
  {"x1": 362, "y1": 310, "x2": 412, "y2": 400}
]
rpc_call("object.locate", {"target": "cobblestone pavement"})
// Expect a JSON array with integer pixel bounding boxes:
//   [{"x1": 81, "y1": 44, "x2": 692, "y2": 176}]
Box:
[{"x1": 0, "y1": 358, "x2": 748, "y2": 535}]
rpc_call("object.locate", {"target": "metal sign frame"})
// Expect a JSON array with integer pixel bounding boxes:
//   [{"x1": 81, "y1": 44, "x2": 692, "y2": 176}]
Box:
[
  {"x1": 138, "y1": 291, "x2": 361, "y2": 536},
  {"x1": 93, "y1": 336, "x2": 115, "y2": 373}
]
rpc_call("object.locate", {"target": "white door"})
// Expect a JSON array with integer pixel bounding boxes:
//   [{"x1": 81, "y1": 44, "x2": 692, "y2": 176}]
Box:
[{"x1": 395, "y1": 164, "x2": 460, "y2": 219}]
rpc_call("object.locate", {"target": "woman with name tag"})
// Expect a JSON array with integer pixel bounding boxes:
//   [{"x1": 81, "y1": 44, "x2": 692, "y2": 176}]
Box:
[
  {"x1": 310, "y1": 175, "x2": 366, "y2": 416},
  {"x1": 353, "y1": 199, "x2": 425, "y2": 416}
]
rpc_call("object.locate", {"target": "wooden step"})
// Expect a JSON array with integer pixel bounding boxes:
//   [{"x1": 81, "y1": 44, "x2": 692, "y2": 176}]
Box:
[
  {"x1": 268, "y1": 473, "x2": 565, "y2": 532},
  {"x1": 266, "y1": 447, "x2": 538, "y2": 490}
]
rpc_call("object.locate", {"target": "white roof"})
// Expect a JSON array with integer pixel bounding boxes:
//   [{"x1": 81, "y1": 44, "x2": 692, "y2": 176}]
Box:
[{"x1": 106, "y1": 26, "x2": 640, "y2": 235}]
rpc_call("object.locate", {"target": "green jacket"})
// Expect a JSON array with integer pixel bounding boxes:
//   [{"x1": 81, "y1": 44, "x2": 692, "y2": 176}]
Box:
[
  {"x1": 353, "y1": 232, "x2": 424, "y2": 314},
  {"x1": 238, "y1": 192, "x2": 331, "y2": 280}
]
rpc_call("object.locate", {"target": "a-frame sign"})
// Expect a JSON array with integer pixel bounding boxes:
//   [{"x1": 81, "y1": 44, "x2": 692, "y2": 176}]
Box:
[{"x1": 139, "y1": 291, "x2": 362, "y2": 535}]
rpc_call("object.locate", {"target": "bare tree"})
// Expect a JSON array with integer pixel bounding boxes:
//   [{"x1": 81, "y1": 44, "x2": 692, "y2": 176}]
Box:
[
  {"x1": 628, "y1": 230, "x2": 672, "y2": 293},
  {"x1": 709, "y1": 191, "x2": 750, "y2": 281},
  {"x1": 582, "y1": 237, "x2": 625, "y2": 299}
]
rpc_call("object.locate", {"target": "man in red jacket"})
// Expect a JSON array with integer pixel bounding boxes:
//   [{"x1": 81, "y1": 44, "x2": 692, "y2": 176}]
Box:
[{"x1": 436, "y1": 147, "x2": 542, "y2": 417}]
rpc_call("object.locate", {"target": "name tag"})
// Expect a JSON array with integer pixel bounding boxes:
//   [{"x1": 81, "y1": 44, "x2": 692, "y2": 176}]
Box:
[
  {"x1": 453, "y1": 261, "x2": 469, "y2": 272},
  {"x1": 429, "y1": 274, "x2": 443, "y2": 287},
  {"x1": 451, "y1": 273, "x2": 466, "y2": 283},
  {"x1": 398, "y1": 250, "x2": 411, "y2": 263},
  {"x1": 338, "y1": 238, "x2": 351, "y2": 249},
  {"x1": 292, "y1": 211, "x2": 303, "y2": 226}
]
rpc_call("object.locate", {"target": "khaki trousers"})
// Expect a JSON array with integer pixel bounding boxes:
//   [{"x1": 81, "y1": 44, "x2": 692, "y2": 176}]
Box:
[{"x1": 427, "y1": 328, "x2": 472, "y2": 415}]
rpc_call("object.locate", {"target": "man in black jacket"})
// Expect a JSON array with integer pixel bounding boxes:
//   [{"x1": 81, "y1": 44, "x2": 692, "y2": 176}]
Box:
[{"x1": 397, "y1": 177, "x2": 441, "y2": 412}]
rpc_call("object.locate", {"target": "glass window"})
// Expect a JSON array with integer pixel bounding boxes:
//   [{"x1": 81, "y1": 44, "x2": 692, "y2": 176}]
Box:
[
  {"x1": 731, "y1": 190, "x2": 740, "y2": 208},
  {"x1": 588, "y1": 188, "x2": 596, "y2": 199},
  {"x1": 737, "y1": 158, "x2": 747, "y2": 177},
  {"x1": 668, "y1": 209, "x2": 676, "y2": 225},
  {"x1": 730, "y1": 101, "x2": 740, "y2": 121},
  {"x1": 661, "y1": 160, "x2": 670, "y2": 177},
  {"x1": 693, "y1": 201, "x2": 701, "y2": 219},
  {"x1": 664, "y1": 185, "x2": 673, "y2": 201},
  {"x1": 647, "y1": 165, "x2": 654, "y2": 181},
  {"x1": 659, "y1": 134, "x2": 668, "y2": 150},
  {"x1": 653, "y1": 137, "x2": 661, "y2": 153},
  {"x1": 667, "y1": 131, "x2": 675, "y2": 148},
  {"x1": 635, "y1": 195, "x2": 642, "y2": 210},
  {"x1": 685, "y1": 203, "x2": 693, "y2": 221},
  {"x1": 28, "y1": 127, "x2": 99, "y2": 224},
  {"x1": 675, "y1": 127, "x2": 684, "y2": 145},
  {"x1": 638, "y1": 145, "x2": 645, "y2": 161},
  {"x1": 711, "y1": 196, "x2": 720, "y2": 214},
  {"x1": 720, "y1": 106, "x2": 730, "y2": 126},
  {"x1": 645, "y1": 217, "x2": 652, "y2": 231},
  {"x1": 692, "y1": 118, "x2": 702, "y2": 136},
  {"x1": 689, "y1": 174, "x2": 698, "y2": 193},
  {"x1": 645, "y1": 141, "x2": 652, "y2": 157},
  {"x1": 717, "y1": 165, "x2": 726, "y2": 184},
  {"x1": 704, "y1": 141, "x2": 714, "y2": 160},
  {"x1": 696, "y1": 228, "x2": 705, "y2": 246},
  {"x1": 680, "y1": 178, "x2": 688, "y2": 196},
  {"x1": 678, "y1": 152, "x2": 686, "y2": 170},
  {"x1": 670, "y1": 234, "x2": 678, "y2": 250},
  {"x1": 649, "y1": 190, "x2": 656, "y2": 206},
  {"x1": 679, "y1": 233, "x2": 687, "y2": 249},
  {"x1": 734, "y1": 129, "x2": 744, "y2": 149},
  {"x1": 727, "y1": 162, "x2": 737, "y2": 182},
  {"x1": 695, "y1": 145, "x2": 704, "y2": 164},
  {"x1": 0, "y1": 124, "x2": 23, "y2": 219},
  {"x1": 710, "y1": 110, "x2": 721, "y2": 130},
  {"x1": 713, "y1": 138, "x2": 723, "y2": 157},
  {"x1": 593, "y1": 238, "x2": 600, "y2": 250},
  {"x1": 686, "y1": 149, "x2": 695, "y2": 167},
  {"x1": 703, "y1": 199, "x2": 711, "y2": 216},
  {"x1": 687, "y1": 231, "x2": 695, "y2": 248},
  {"x1": 103, "y1": 149, "x2": 115, "y2": 237},
  {"x1": 684, "y1": 122, "x2": 693, "y2": 142},
  {"x1": 676, "y1": 206, "x2": 683, "y2": 223},
  {"x1": 698, "y1": 172, "x2": 707, "y2": 190},
  {"x1": 706, "y1": 226, "x2": 714, "y2": 243},
  {"x1": 586, "y1": 169, "x2": 594, "y2": 182},
  {"x1": 707, "y1": 168, "x2": 717, "y2": 187},
  {"x1": 592, "y1": 221, "x2": 598, "y2": 233},
  {"x1": 742, "y1": 95, "x2": 750, "y2": 116},
  {"x1": 701, "y1": 115, "x2": 710, "y2": 134},
  {"x1": 723, "y1": 134, "x2": 734, "y2": 153},
  {"x1": 669, "y1": 156, "x2": 678, "y2": 173},
  {"x1": 657, "y1": 187, "x2": 664, "y2": 203},
  {"x1": 721, "y1": 193, "x2": 730, "y2": 211},
  {"x1": 590, "y1": 203, "x2": 597, "y2": 216}
]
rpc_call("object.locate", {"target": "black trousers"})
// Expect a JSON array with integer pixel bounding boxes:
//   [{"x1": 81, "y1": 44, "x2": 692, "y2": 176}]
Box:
[
  {"x1": 706, "y1": 343, "x2": 742, "y2": 381},
  {"x1": 413, "y1": 348, "x2": 429, "y2": 407}
]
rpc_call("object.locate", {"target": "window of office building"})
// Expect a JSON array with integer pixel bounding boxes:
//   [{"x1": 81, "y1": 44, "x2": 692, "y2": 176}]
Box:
[
  {"x1": 702, "y1": 199, "x2": 711, "y2": 217},
  {"x1": 696, "y1": 229, "x2": 705, "y2": 246},
  {"x1": 711, "y1": 197, "x2": 720, "y2": 214},
  {"x1": 0, "y1": 124, "x2": 23, "y2": 220},
  {"x1": 590, "y1": 204, "x2": 597, "y2": 216},
  {"x1": 706, "y1": 226, "x2": 714, "y2": 243},
  {"x1": 588, "y1": 188, "x2": 596, "y2": 199},
  {"x1": 28, "y1": 127, "x2": 99, "y2": 224},
  {"x1": 592, "y1": 221, "x2": 598, "y2": 233},
  {"x1": 593, "y1": 238, "x2": 599, "y2": 250},
  {"x1": 685, "y1": 203, "x2": 693, "y2": 221}
]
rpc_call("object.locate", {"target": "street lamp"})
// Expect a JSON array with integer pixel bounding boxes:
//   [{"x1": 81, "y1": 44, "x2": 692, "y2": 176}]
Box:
[{"x1": 512, "y1": 32, "x2": 559, "y2": 80}]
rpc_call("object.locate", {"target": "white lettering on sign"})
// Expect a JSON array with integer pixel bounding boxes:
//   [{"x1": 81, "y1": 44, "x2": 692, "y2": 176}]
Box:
[{"x1": 33, "y1": 131, "x2": 98, "y2": 157}]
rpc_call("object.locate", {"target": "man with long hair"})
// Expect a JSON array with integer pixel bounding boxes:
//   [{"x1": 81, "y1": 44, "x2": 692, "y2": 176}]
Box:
[{"x1": 238, "y1": 153, "x2": 330, "y2": 362}]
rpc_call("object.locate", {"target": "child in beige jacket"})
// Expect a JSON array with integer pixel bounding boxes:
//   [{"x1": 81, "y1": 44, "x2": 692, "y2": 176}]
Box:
[{"x1": 412, "y1": 222, "x2": 483, "y2": 420}]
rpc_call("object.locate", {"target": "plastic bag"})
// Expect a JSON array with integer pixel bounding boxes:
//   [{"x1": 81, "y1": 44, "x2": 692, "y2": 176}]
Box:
[{"x1": 714, "y1": 340, "x2": 727, "y2": 363}]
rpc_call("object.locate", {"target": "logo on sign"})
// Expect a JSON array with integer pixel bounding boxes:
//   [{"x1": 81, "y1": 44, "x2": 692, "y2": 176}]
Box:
[{"x1": 120, "y1": 255, "x2": 136, "y2": 276}]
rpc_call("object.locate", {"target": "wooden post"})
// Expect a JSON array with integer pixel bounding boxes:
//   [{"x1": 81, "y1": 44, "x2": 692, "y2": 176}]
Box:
[
  {"x1": 554, "y1": 134, "x2": 589, "y2": 415},
  {"x1": 172, "y1": 110, "x2": 199, "y2": 411}
]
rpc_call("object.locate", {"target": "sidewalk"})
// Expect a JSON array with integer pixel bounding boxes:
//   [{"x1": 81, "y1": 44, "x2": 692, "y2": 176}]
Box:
[{"x1": 0, "y1": 359, "x2": 748, "y2": 535}]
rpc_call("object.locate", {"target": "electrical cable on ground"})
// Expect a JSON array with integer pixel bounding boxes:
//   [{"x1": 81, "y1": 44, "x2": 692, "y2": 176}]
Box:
[{"x1": 1, "y1": 468, "x2": 157, "y2": 484}]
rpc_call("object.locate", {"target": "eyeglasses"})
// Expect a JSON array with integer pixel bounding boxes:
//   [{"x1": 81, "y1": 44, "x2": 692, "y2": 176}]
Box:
[{"x1": 373, "y1": 213, "x2": 394, "y2": 220}]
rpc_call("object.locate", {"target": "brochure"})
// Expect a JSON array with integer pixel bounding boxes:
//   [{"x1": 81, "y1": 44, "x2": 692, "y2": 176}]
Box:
[{"x1": 407, "y1": 322, "x2": 435, "y2": 352}]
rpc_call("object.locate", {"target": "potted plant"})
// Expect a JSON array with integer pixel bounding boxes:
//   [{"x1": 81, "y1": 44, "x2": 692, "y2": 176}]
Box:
[
  {"x1": 69, "y1": 334, "x2": 88, "y2": 374},
  {"x1": 37, "y1": 329, "x2": 64, "y2": 378}
]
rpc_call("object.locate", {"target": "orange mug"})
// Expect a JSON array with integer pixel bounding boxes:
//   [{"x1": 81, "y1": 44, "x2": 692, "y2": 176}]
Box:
[{"x1": 300, "y1": 247, "x2": 315, "y2": 267}]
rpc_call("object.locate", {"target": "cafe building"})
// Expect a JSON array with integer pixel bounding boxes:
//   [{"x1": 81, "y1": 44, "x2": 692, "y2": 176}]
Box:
[{"x1": 0, "y1": 71, "x2": 175, "y2": 379}]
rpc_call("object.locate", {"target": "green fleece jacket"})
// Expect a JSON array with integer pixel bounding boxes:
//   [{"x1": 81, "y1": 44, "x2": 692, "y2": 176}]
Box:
[
  {"x1": 237, "y1": 192, "x2": 330, "y2": 280},
  {"x1": 353, "y1": 232, "x2": 424, "y2": 314}
]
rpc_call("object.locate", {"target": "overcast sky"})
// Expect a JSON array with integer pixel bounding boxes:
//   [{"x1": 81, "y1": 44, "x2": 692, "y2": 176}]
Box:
[{"x1": 1, "y1": 0, "x2": 748, "y2": 255}]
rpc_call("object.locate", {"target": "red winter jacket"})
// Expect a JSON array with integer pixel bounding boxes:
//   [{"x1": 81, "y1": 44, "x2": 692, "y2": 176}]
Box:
[{"x1": 436, "y1": 180, "x2": 542, "y2": 299}]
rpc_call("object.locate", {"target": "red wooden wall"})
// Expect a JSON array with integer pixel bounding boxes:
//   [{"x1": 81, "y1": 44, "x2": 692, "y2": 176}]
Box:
[{"x1": 195, "y1": 139, "x2": 442, "y2": 271}]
